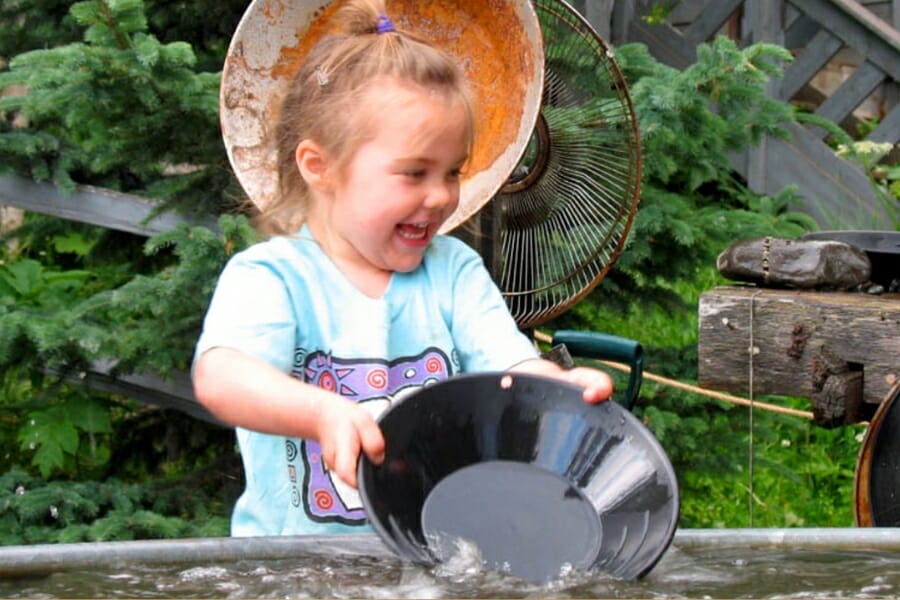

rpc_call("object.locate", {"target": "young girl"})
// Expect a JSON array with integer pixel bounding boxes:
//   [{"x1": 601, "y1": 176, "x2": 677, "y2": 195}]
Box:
[{"x1": 192, "y1": 0, "x2": 613, "y2": 537}]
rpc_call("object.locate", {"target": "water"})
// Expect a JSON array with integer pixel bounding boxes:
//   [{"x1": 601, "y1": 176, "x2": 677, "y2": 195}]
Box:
[{"x1": 2, "y1": 539, "x2": 900, "y2": 598}]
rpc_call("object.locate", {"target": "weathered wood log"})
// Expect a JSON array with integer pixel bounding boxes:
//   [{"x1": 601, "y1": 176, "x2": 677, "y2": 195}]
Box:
[
  {"x1": 812, "y1": 370, "x2": 863, "y2": 426},
  {"x1": 698, "y1": 286, "x2": 900, "y2": 426}
]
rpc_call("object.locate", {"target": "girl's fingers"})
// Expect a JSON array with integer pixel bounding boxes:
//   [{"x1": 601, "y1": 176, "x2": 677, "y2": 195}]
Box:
[
  {"x1": 332, "y1": 438, "x2": 360, "y2": 488},
  {"x1": 359, "y1": 419, "x2": 386, "y2": 465},
  {"x1": 565, "y1": 367, "x2": 614, "y2": 404},
  {"x1": 325, "y1": 408, "x2": 386, "y2": 489}
]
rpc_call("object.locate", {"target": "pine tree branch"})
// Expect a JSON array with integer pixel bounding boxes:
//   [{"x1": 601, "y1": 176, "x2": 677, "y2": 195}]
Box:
[{"x1": 97, "y1": 0, "x2": 130, "y2": 50}]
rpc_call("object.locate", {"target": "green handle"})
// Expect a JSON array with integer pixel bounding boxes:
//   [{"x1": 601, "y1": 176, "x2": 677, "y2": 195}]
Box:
[{"x1": 551, "y1": 330, "x2": 643, "y2": 410}]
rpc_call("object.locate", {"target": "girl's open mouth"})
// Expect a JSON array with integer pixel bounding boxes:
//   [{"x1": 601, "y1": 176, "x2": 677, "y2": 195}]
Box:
[{"x1": 396, "y1": 223, "x2": 429, "y2": 241}]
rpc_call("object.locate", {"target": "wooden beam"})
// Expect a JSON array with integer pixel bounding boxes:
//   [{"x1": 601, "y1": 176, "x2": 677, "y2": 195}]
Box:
[
  {"x1": 0, "y1": 175, "x2": 218, "y2": 237},
  {"x1": 814, "y1": 61, "x2": 887, "y2": 127},
  {"x1": 684, "y1": 0, "x2": 744, "y2": 43},
  {"x1": 698, "y1": 286, "x2": 900, "y2": 422},
  {"x1": 56, "y1": 360, "x2": 226, "y2": 427},
  {"x1": 784, "y1": 14, "x2": 821, "y2": 48},
  {"x1": 624, "y1": 17, "x2": 697, "y2": 70},
  {"x1": 780, "y1": 29, "x2": 844, "y2": 101},
  {"x1": 827, "y1": 0, "x2": 900, "y2": 53},
  {"x1": 553, "y1": 0, "x2": 614, "y2": 42},
  {"x1": 868, "y1": 102, "x2": 900, "y2": 144},
  {"x1": 790, "y1": 0, "x2": 900, "y2": 80},
  {"x1": 763, "y1": 122, "x2": 889, "y2": 226}
]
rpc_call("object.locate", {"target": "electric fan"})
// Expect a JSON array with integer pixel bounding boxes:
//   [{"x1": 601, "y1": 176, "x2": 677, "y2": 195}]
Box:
[{"x1": 459, "y1": 0, "x2": 642, "y2": 329}]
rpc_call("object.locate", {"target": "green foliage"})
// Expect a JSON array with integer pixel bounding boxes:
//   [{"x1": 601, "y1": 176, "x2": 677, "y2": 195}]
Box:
[
  {"x1": 0, "y1": 0, "x2": 240, "y2": 217},
  {"x1": 554, "y1": 259, "x2": 860, "y2": 528},
  {"x1": 17, "y1": 396, "x2": 112, "y2": 478},
  {"x1": 0, "y1": 468, "x2": 231, "y2": 544},
  {"x1": 0, "y1": 0, "x2": 82, "y2": 59},
  {"x1": 592, "y1": 38, "x2": 814, "y2": 312},
  {"x1": 0, "y1": 214, "x2": 256, "y2": 374},
  {"x1": 0, "y1": 0, "x2": 871, "y2": 538},
  {"x1": 143, "y1": 0, "x2": 247, "y2": 71},
  {"x1": 0, "y1": 0, "x2": 256, "y2": 497},
  {"x1": 0, "y1": 214, "x2": 256, "y2": 479},
  {"x1": 87, "y1": 215, "x2": 260, "y2": 376}
]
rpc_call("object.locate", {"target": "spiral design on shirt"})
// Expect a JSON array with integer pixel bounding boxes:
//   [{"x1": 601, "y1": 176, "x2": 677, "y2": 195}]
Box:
[
  {"x1": 426, "y1": 356, "x2": 444, "y2": 374},
  {"x1": 314, "y1": 489, "x2": 334, "y2": 510},
  {"x1": 366, "y1": 368, "x2": 388, "y2": 390}
]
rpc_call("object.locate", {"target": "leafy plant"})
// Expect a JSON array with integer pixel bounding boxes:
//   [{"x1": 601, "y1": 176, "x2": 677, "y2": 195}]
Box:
[
  {"x1": 17, "y1": 394, "x2": 112, "y2": 478},
  {"x1": 0, "y1": 0, "x2": 82, "y2": 59},
  {"x1": 0, "y1": 212, "x2": 256, "y2": 480},
  {"x1": 547, "y1": 36, "x2": 856, "y2": 528}
]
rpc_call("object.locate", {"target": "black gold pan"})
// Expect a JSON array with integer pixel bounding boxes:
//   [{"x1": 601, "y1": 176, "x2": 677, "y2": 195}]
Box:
[{"x1": 358, "y1": 372, "x2": 679, "y2": 583}]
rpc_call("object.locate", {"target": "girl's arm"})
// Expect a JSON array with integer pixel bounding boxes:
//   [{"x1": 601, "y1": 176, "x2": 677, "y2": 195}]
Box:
[
  {"x1": 509, "y1": 358, "x2": 614, "y2": 404},
  {"x1": 192, "y1": 346, "x2": 384, "y2": 487}
]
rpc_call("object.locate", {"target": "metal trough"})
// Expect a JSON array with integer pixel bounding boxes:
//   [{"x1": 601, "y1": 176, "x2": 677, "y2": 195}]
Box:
[{"x1": 3, "y1": 529, "x2": 900, "y2": 577}]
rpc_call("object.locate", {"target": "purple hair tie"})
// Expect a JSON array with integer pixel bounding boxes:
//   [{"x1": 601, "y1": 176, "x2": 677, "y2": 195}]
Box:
[{"x1": 375, "y1": 14, "x2": 396, "y2": 34}]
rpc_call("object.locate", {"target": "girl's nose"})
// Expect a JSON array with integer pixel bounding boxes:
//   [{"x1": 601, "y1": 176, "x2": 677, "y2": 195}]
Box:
[{"x1": 424, "y1": 179, "x2": 458, "y2": 210}]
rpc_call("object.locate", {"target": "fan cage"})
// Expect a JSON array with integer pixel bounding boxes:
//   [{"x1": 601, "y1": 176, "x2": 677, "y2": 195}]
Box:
[{"x1": 497, "y1": 0, "x2": 642, "y2": 329}]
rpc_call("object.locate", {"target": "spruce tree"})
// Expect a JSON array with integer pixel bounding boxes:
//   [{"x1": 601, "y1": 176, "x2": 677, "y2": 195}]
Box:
[
  {"x1": 0, "y1": 0, "x2": 255, "y2": 488},
  {"x1": 0, "y1": 0, "x2": 242, "y2": 216}
]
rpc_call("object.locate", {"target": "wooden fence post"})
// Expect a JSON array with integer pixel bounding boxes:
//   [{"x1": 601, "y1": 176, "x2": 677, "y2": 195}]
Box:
[
  {"x1": 745, "y1": 0, "x2": 785, "y2": 196},
  {"x1": 576, "y1": 0, "x2": 615, "y2": 42}
]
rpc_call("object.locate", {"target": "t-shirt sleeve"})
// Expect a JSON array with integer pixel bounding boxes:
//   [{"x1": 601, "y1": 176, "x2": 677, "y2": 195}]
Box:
[
  {"x1": 194, "y1": 251, "x2": 296, "y2": 373},
  {"x1": 442, "y1": 239, "x2": 539, "y2": 372}
]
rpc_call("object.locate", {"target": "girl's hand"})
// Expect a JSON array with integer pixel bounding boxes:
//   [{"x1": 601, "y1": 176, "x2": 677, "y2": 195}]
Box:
[
  {"x1": 509, "y1": 359, "x2": 614, "y2": 404},
  {"x1": 316, "y1": 398, "x2": 386, "y2": 489},
  {"x1": 557, "y1": 366, "x2": 614, "y2": 404}
]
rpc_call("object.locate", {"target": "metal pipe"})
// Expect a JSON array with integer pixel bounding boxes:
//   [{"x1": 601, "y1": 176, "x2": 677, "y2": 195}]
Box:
[
  {"x1": 3, "y1": 529, "x2": 900, "y2": 577},
  {"x1": 673, "y1": 527, "x2": 900, "y2": 551},
  {"x1": 0, "y1": 534, "x2": 391, "y2": 577}
]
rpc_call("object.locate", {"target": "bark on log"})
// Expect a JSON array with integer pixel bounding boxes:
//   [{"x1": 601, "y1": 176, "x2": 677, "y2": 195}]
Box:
[{"x1": 698, "y1": 286, "x2": 900, "y2": 423}]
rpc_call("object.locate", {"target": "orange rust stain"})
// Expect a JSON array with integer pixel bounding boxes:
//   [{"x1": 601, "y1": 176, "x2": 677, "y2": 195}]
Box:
[
  {"x1": 268, "y1": 0, "x2": 534, "y2": 180},
  {"x1": 392, "y1": 0, "x2": 533, "y2": 182},
  {"x1": 271, "y1": 2, "x2": 341, "y2": 79}
]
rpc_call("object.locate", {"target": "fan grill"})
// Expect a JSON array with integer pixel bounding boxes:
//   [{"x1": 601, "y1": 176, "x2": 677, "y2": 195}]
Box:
[{"x1": 496, "y1": 0, "x2": 641, "y2": 329}]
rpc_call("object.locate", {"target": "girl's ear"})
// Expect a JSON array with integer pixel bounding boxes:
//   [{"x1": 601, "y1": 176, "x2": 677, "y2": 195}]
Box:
[{"x1": 296, "y1": 139, "x2": 333, "y2": 193}]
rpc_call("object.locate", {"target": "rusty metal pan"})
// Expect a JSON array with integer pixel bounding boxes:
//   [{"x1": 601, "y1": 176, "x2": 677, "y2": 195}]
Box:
[{"x1": 220, "y1": 0, "x2": 545, "y2": 233}]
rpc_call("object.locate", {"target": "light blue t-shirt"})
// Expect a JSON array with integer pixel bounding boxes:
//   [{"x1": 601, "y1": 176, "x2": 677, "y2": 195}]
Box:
[{"x1": 194, "y1": 228, "x2": 537, "y2": 536}]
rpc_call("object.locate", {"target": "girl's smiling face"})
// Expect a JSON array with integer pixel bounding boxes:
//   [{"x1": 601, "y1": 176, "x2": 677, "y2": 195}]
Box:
[{"x1": 304, "y1": 79, "x2": 472, "y2": 295}]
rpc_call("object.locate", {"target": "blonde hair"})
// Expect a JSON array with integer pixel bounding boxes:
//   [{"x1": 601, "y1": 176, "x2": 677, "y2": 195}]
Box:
[{"x1": 256, "y1": 0, "x2": 474, "y2": 236}]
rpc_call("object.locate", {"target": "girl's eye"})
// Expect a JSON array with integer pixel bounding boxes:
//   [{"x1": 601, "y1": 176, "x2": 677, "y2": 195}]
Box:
[{"x1": 403, "y1": 170, "x2": 426, "y2": 179}]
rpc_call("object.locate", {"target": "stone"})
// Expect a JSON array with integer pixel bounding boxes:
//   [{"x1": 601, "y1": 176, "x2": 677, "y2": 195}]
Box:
[{"x1": 716, "y1": 237, "x2": 871, "y2": 289}]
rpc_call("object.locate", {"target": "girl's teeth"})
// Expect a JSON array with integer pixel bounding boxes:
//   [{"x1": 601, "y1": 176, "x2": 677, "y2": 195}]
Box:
[{"x1": 398, "y1": 224, "x2": 427, "y2": 240}]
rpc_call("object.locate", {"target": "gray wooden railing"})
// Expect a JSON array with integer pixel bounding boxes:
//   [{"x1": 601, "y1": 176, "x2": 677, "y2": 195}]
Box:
[
  {"x1": 573, "y1": 0, "x2": 899, "y2": 228},
  {"x1": 0, "y1": 174, "x2": 217, "y2": 236}
]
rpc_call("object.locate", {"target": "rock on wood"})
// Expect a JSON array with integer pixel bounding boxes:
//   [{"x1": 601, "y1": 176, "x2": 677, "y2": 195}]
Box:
[{"x1": 698, "y1": 286, "x2": 900, "y2": 426}]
